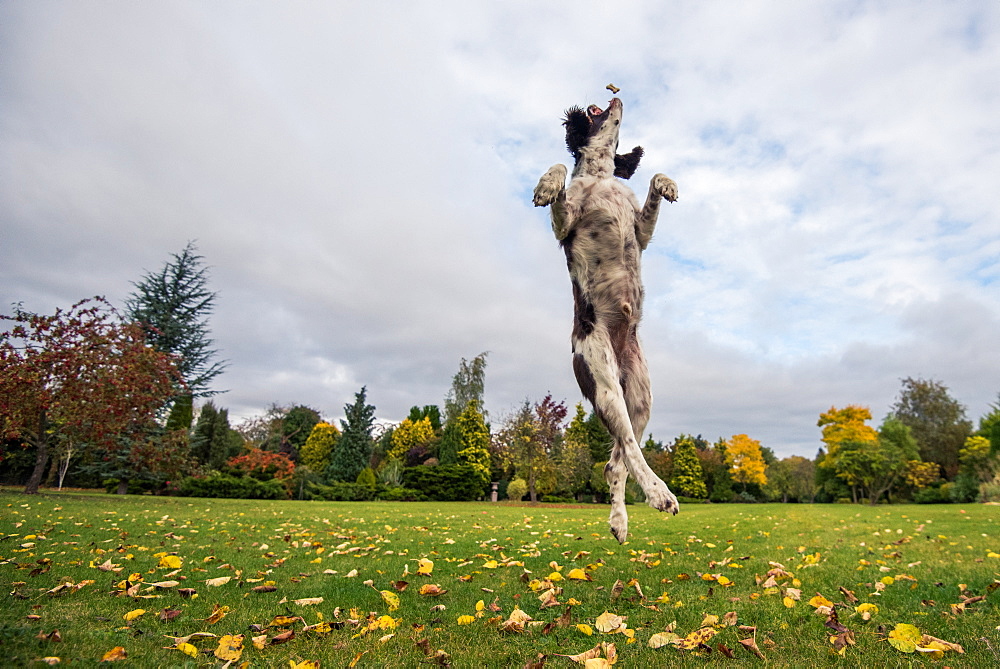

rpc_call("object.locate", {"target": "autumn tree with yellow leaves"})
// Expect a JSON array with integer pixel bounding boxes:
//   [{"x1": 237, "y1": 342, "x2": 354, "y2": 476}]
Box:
[{"x1": 726, "y1": 434, "x2": 767, "y2": 491}]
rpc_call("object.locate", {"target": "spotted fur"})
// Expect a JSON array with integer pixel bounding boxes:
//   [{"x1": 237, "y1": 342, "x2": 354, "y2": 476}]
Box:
[{"x1": 533, "y1": 98, "x2": 680, "y2": 543}]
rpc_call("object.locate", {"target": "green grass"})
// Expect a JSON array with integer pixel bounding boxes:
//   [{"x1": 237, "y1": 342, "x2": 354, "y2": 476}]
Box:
[{"x1": 2, "y1": 490, "x2": 999, "y2": 667}]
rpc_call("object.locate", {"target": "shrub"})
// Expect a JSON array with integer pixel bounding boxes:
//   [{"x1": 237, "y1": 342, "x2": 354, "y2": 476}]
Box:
[
  {"x1": 304, "y1": 481, "x2": 377, "y2": 501},
  {"x1": 402, "y1": 464, "x2": 486, "y2": 501},
  {"x1": 178, "y1": 474, "x2": 287, "y2": 499},
  {"x1": 914, "y1": 483, "x2": 952, "y2": 504},
  {"x1": 540, "y1": 494, "x2": 575, "y2": 504},
  {"x1": 506, "y1": 477, "x2": 528, "y2": 501},
  {"x1": 224, "y1": 449, "x2": 295, "y2": 482},
  {"x1": 378, "y1": 487, "x2": 428, "y2": 502},
  {"x1": 356, "y1": 467, "x2": 377, "y2": 488}
]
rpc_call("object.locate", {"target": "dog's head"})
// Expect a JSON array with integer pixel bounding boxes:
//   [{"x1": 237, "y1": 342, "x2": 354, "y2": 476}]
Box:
[{"x1": 564, "y1": 98, "x2": 643, "y2": 179}]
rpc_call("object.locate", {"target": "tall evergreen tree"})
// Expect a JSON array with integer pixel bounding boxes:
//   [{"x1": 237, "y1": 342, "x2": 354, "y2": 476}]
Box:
[
  {"x1": 327, "y1": 387, "x2": 376, "y2": 482},
  {"x1": 126, "y1": 241, "x2": 226, "y2": 401},
  {"x1": 452, "y1": 399, "x2": 492, "y2": 495},
  {"x1": 669, "y1": 436, "x2": 707, "y2": 499},
  {"x1": 191, "y1": 401, "x2": 241, "y2": 469}
]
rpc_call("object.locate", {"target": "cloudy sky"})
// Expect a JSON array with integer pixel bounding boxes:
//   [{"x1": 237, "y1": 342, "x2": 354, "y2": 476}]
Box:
[{"x1": 3, "y1": 1, "x2": 998, "y2": 458}]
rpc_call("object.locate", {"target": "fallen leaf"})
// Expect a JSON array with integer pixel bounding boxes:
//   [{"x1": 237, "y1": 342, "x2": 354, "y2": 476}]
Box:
[
  {"x1": 418, "y1": 584, "x2": 447, "y2": 597},
  {"x1": 594, "y1": 611, "x2": 625, "y2": 634},
  {"x1": 205, "y1": 576, "x2": 231, "y2": 587},
  {"x1": 294, "y1": 597, "x2": 324, "y2": 606},
  {"x1": 204, "y1": 604, "x2": 230, "y2": 625},
  {"x1": 100, "y1": 647, "x2": 128, "y2": 662},
  {"x1": 213, "y1": 634, "x2": 244, "y2": 662},
  {"x1": 738, "y1": 637, "x2": 765, "y2": 659},
  {"x1": 176, "y1": 642, "x2": 198, "y2": 658}
]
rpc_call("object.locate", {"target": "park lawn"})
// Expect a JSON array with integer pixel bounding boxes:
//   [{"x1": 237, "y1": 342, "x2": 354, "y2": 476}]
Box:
[{"x1": 1, "y1": 491, "x2": 998, "y2": 667}]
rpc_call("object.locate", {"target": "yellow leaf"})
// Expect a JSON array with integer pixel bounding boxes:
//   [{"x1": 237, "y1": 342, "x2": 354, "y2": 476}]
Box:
[
  {"x1": 204, "y1": 604, "x2": 230, "y2": 625},
  {"x1": 267, "y1": 615, "x2": 302, "y2": 627},
  {"x1": 380, "y1": 590, "x2": 400, "y2": 611},
  {"x1": 577, "y1": 624, "x2": 594, "y2": 636},
  {"x1": 157, "y1": 555, "x2": 182, "y2": 569},
  {"x1": 483, "y1": 560, "x2": 499, "y2": 569},
  {"x1": 205, "y1": 576, "x2": 231, "y2": 587},
  {"x1": 457, "y1": 615, "x2": 475, "y2": 625},
  {"x1": 648, "y1": 631, "x2": 680, "y2": 648},
  {"x1": 881, "y1": 576, "x2": 895, "y2": 585},
  {"x1": 782, "y1": 596, "x2": 796, "y2": 608},
  {"x1": 123, "y1": 609, "x2": 145, "y2": 622},
  {"x1": 344, "y1": 569, "x2": 358, "y2": 578},
  {"x1": 594, "y1": 611, "x2": 625, "y2": 633},
  {"x1": 856, "y1": 603, "x2": 878, "y2": 620},
  {"x1": 417, "y1": 558, "x2": 434, "y2": 575},
  {"x1": 251, "y1": 634, "x2": 268, "y2": 650},
  {"x1": 567, "y1": 568, "x2": 592, "y2": 581},
  {"x1": 100, "y1": 646, "x2": 128, "y2": 662},
  {"x1": 289, "y1": 661, "x2": 321, "y2": 669},
  {"x1": 40, "y1": 658, "x2": 60, "y2": 665},
  {"x1": 808, "y1": 594, "x2": 833, "y2": 608},
  {"x1": 176, "y1": 643, "x2": 198, "y2": 658},
  {"x1": 213, "y1": 634, "x2": 244, "y2": 662},
  {"x1": 293, "y1": 597, "x2": 324, "y2": 606}
]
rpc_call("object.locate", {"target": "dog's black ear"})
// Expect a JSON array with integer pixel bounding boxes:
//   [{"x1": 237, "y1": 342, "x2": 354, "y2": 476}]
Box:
[
  {"x1": 563, "y1": 106, "x2": 590, "y2": 158},
  {"x1": 614, "y1": 146, "x2": 643, "y2": 179}
]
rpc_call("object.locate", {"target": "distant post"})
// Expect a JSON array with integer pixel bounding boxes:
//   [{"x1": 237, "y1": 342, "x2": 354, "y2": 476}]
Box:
[{"x1": 490, "y1": 482, "x2": 499, "y2": 502}]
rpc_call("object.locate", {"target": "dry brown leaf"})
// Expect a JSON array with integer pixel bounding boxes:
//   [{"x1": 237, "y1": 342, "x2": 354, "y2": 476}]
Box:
[{"x1": 738, "y1": 637, "x2": 765, "y2": 659}]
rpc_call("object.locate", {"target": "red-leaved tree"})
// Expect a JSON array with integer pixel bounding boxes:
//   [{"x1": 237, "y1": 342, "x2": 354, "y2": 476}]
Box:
[{"x1": 0, "y1": 297, "x2": 181, "y2": 494}]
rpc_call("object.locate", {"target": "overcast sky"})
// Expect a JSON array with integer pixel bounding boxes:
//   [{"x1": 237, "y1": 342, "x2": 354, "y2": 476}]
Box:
[{"x1": 2, "y1": 1, "x2": 998, "y2": 458}]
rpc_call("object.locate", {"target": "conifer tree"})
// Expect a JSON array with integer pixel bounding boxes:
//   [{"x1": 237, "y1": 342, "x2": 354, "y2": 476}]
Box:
[
  {"x1": 299, "y1": 422, "x2": 340, "y2": 474},
  {"x1": 126, "y1": 241, "x2": 226, "y2": 399},
  {"x1": 668, "y1": 436, "x2": 707, "y2": 498},
  {"x1": 327, "y1": 387, "x2": 376, "y2": 482},
  {"x1": 453, "y1": 400, "x2": 492, "y2": 494}
]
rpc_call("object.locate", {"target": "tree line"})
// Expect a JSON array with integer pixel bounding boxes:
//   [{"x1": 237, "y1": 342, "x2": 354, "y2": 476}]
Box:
[{"x1": 3, "y1": 244, "x2": 998, "y2": 505}]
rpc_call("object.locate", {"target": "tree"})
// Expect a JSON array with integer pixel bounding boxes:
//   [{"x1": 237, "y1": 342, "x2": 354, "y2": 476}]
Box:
[
  {"x1": 390, "y1": 417, "x2": 435, "y2": 461},
  {"x1": 669, "y1": 436, "x2": 707, "y2": 499},
  {"x1": 126, "y1": 242, "x2": 226, "y2": 399},
  {"x1": 726, "y1": 434, "x2": 767, "y2": 491},
  {"x1": 1, "y1": 298, "x2": 179, "y2": 494},
  {"x1": 496, "y1": 401, "x2": 556, "y2": 502},
  {"x1": 191, "y1": 401, "x2": 243, "y2": 470},
  {"x1": 818, "y1": 405, "x2": 878, "y2": 463},
  {"x1": 952, "y1": 436, "x2": 998, "y2": 502},
  {"x1": 975, "y1": 393, "x2": 1000, "y2": 454},
  {"x1": 443, "y1": 352, "x2": 488, "y2": 425},
  {"x1": 408, "y1": 405, "x2": 442, "y2": 432},
  {"x1": 554, "y1": 438, "x2": 594, "y2": 498},
  {"x1": 452, "y1": 400, "x2": 492, "y2": 496},
  {"x1": 833, "y1": 417, "x2": 919, "y2": 504},
  {"x1": 890, "y1": 377, "x2": 972, "y2": 479},
  {"x1": 327, "y1": 387, "x2": 376, "y2": 483},
  {"x1": 299, "y1": 422, "x2": 341, "y2": 474}
]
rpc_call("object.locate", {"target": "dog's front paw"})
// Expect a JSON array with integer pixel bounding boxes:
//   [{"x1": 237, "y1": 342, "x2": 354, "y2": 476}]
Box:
[
  {"x1": 652, "y1": 173, "x2": 678, "y2": 203},
  {"x1": 533, "y1": 165, "x2": 567, "y2": 206}
]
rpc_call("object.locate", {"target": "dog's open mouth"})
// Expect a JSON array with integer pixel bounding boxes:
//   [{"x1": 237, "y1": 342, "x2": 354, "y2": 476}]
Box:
[{"x1": 587, "y1": 98, "x2": 621, "y2": 121}]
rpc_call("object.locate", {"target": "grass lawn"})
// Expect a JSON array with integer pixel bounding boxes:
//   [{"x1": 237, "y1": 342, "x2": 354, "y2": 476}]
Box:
[{"x1": 2, "y1": 490, "x2": 999, "y2": 667}]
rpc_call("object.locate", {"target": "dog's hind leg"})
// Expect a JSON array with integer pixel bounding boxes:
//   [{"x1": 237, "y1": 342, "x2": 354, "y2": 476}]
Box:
[
  {"x1": 619, "y1": 340, "x2": 679, "y2": 515},
  {"x1": 573, "y1": 329, "x2": 657, "y2": 542},
  {"x1": 604, "y1": 447, "x2": 629, "y2": 543}
]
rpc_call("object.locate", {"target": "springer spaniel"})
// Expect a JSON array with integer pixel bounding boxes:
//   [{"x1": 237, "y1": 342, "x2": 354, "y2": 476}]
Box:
[{"x1": 533, "y1": 97, "x2": 679, "y2": 542}]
